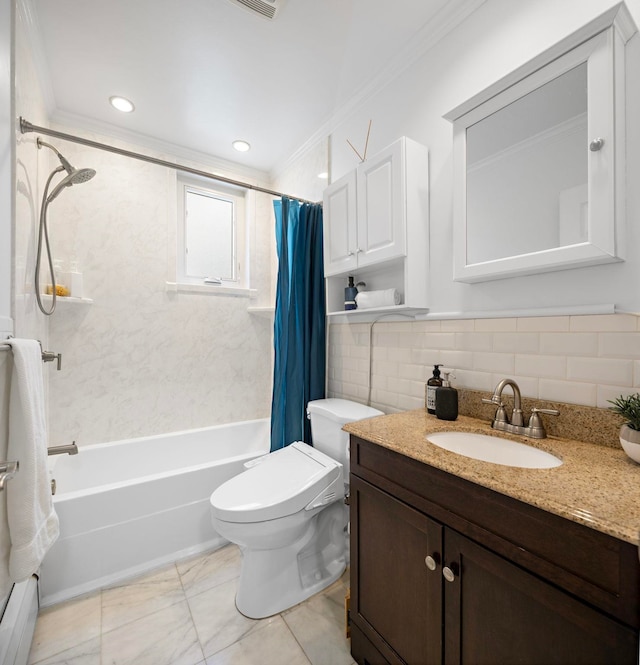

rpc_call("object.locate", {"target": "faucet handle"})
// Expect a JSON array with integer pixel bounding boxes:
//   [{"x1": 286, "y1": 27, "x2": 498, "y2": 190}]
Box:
[
  {"x1": 482, "y1": 397, "x2": 510, "y2": 423},
  {"x1": 528, "y1": 407, "x2": 560, "y2": 430},
  {"x1": 531, "y1": 407, "x2": 560, "y2": 416}
]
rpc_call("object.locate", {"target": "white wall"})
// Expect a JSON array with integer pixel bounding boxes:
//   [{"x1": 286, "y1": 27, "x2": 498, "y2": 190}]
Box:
[{"x1": 329, "y1": 0, "x2": 640, "y2": 316}]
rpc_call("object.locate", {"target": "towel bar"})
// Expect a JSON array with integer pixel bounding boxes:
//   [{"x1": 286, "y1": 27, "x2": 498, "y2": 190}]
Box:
[
  {"x1": 0, "y1": 460, "x2": 19, "y2": 491},
  {"x1": 0, "y1": 339, "x2": 63, "y2": 369}
]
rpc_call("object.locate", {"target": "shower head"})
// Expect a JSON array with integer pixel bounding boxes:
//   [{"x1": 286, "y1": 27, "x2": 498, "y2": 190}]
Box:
[
  {"x1": 37, "y1": 138, "x2": 96, "y2": 203},
  {"x1": 46, "y1": 167, "x2": 96, "y2": 203}
]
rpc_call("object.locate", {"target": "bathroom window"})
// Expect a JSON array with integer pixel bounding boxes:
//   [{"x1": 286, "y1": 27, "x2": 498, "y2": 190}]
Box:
[{"x1": 176, "y1": 175, "x2": 247, "y2": 291}]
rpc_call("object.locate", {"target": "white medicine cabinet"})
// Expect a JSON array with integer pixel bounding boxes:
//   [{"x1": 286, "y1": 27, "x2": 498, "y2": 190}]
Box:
[
  {"x1": 322, "y1": 136, "x2": 429, "y2": 317},
  {"x1": 445, "y1": 4, "x2": 636, "y2": 283}
]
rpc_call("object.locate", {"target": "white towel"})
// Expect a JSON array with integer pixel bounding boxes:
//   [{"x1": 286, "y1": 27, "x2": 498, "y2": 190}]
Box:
[
  {"x1": 355, "y1": 289, "x2": 401, "y2": 309},
  {"x1": 7, "y1": 338, "x2": 59, "y2": 582}
]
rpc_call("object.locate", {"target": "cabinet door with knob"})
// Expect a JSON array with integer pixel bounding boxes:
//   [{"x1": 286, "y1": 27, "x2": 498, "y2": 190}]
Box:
[
  {"x1": 350, "y1": 475, "x2": 442, "y2": 665},
  {"x1": 443, "y1": 529, "x2": 637, "y2": 665},
  {"x1": 355, "y1": 139, "x2": 406, "y2": 268},
  {"x1": 323, "y1": 170, "x2": 358, "y2": 276}
]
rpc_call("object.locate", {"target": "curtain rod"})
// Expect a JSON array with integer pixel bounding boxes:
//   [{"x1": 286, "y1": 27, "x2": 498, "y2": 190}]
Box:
[{"x1": 19, "y1": 118, "x2": 319, "y2": 205}]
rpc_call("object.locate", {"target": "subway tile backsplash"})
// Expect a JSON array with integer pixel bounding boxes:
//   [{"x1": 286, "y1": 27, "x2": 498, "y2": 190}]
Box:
[{"x1": 328, "y1": 314, "x2": 640, "y2": 413}]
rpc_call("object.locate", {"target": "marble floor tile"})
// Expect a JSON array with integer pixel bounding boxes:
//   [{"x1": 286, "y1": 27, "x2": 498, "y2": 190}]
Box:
[
  {"x1": 176, "y1": 544, "x2": 241, "y2": 598},
  {"x1": 101, "y1": 599, "x2": 203, "y2": 665},
  {"x1": 27, "y1": 637, "x2": 100, "y2": 665},
  {"x1": 101, "y1": 563, "x2": 185, "y2": 633},
  {"x1": 205, "y1": 617, "x2": 311, "y2": 665},
  {"x1": 187, "y1": 577, "x2": 274, "y2": 658},
  {"x1": 28, "y1": 593, "x2": 102, "y2": 665},
  {"x1": 283, "y1": 580, "x2": 354, "y2": 665}
]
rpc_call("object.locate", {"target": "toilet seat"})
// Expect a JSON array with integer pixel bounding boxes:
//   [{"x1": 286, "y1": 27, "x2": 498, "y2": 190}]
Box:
[{"x1": 210, "y1": 441, "x2": 343, "y2": 523}]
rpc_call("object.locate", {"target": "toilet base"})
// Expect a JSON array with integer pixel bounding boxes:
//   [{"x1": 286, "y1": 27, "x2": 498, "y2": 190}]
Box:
[{"x1": 235, "y1": 502, "x2": 347, "y2": 619}]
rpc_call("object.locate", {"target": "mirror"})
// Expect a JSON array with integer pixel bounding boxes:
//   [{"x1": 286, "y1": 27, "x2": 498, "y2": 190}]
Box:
[
  {"x1": 445, "y1": 6, "x2": 635, "y2": 283},
  {"x1": 466, "y1": 63, "x2": 587, "y2": 264}
]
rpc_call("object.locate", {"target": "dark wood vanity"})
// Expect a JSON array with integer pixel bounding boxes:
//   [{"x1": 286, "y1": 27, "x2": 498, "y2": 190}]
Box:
[{"x1": 349, "y1": 434, "x2": 640, "y2": 665}]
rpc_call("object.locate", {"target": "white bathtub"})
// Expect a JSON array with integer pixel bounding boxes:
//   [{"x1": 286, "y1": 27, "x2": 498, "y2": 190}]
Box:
[{"x1": 39, "y1": 418, "x2": 270, "y2": 607}]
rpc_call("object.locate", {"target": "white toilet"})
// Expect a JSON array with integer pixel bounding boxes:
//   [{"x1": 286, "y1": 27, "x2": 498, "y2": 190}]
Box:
[{"x1": 209, "y1": 398, "x2": 383, "y2": 619}]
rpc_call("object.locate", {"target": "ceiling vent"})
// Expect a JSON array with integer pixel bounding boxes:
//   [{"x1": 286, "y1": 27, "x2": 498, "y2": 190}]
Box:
[{"x1": 225, "y1": 0, "x2": 286, "y2": 20}]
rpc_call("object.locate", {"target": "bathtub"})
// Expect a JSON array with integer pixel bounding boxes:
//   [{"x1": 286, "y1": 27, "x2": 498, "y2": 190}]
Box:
[{"x1": 39, "y1": 418, "x2": 270, "y2": 607}]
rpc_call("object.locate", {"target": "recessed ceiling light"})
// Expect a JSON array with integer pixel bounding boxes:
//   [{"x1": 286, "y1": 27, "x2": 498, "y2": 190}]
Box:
[
  {"x1": 317, "y1": 172, "x2": 329, "y2": 180},
  {"x1": 109, "y1": 96, "x2": 135, "y2": 113},
  {"x1": 232, "y1": 140, "x2": 251, "y2": 152}
]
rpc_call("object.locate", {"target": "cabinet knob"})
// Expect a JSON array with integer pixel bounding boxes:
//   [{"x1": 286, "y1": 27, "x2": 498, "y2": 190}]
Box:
[
  {"x1": 442, "y1": 565, "x2": 457, "y2": 583},
  {"x1": 347, "y1": 251, "x2": 355, "y2": 257},
  {"x1": 425, "y1": 554, "x2": 440, "y2": 571},
  {"x1": 589, "y1": 137, "x2": 605, "y2": 152}
]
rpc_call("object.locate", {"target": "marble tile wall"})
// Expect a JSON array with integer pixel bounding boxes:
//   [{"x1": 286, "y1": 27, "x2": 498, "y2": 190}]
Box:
[
  {"x1": 42, "y1": 135, "x2": 275, "y2": 446},
  {"x1": 328, "y1": 313, "x2": 640, "y2": 415}
]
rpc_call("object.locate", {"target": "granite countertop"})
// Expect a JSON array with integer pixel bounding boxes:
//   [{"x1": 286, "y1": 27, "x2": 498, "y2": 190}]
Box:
[{"x1": 344, "y1": 409, "x2": 640, "y2": 546}]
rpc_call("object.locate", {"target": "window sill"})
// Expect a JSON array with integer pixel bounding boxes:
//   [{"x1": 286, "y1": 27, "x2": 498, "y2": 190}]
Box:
[{"x1": 165, "y1": 282, "x2": 257, "y2": 298}]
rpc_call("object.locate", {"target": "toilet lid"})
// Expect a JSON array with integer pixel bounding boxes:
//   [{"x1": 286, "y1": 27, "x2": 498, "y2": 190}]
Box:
[{"x1": 210, "y1": 441, "x2": 342, "y2": 523}]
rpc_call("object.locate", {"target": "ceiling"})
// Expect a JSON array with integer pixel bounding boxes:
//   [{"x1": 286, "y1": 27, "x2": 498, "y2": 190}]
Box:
[{"x1": 28, "y1": 0, "x2": 476, "y2": 174}]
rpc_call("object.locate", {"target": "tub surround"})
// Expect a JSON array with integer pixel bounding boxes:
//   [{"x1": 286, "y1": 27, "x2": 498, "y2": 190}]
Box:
[{"x1": 344, "y1": 409, "x2": 640, "y2": 545}]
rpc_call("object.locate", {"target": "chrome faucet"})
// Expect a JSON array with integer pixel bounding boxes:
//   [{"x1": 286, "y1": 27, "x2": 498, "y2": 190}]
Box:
[{"x1": 483, "y1": 378, "x2": 559, "y2": 439}]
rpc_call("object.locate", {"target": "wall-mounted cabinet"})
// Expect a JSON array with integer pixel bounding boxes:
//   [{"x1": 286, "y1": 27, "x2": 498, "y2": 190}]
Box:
[
  {"x1": 445, "y1": 4, "x2": 636, "y2": 283},
  {"x1": 323, "y1": 137, "x2": 429, "y2": 317}
]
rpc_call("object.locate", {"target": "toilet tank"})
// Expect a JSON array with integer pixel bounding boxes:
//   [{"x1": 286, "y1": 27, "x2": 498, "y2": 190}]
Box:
[{"x1": 306, "y1": 398, "x2": 383, "y2": 472}]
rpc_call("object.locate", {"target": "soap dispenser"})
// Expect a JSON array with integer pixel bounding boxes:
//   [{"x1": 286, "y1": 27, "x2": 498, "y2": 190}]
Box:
[
  {"x1": 436, "y1": 371, "x2": 458, "y2": 421},
  {"x1": 344, "y1": 276, "x2": 357, "y2": 311},
  {"x1": 426, "y1": 364, "x2": 443, "y2": 414}
]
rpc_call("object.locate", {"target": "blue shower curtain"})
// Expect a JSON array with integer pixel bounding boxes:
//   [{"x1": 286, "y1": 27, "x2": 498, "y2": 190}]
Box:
[{"x1": 270, "y1": 197, "x2": 326, "y2": 452}]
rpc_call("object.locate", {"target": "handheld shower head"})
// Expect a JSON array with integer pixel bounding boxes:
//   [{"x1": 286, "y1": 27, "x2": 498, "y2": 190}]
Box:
[
  {"x1": 46, "y1": 167, "x2": 96, "y2": 203},
  {"x1": 37, "y1": 138, "x2": 97, "y2": 202},
  {"x1": 35, "y1": 137, "x2": 97, "y2": 315}
]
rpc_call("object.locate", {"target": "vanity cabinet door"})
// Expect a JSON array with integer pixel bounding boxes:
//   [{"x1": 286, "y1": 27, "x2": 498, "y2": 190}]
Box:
[
  {"x1": 351, "y1": 476, "x2": 442, "y2": 665},
  {"x1": 444, "y1": 529, "x2": 638, "y2": 665}
]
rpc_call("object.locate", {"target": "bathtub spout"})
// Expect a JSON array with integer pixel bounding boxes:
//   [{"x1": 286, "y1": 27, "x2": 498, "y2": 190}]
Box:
[{"x1": 47, "y1": 442, "x2": 78, "y2": 456}]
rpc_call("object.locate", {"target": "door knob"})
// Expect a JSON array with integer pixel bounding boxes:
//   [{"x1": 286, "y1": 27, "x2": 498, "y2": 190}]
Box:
[
  {"x1": 443, "y1": 565, "x2": 457, "y2": 583},
  {"x1": 425, "y1": 553, "x2": 440, "y2": 571}
]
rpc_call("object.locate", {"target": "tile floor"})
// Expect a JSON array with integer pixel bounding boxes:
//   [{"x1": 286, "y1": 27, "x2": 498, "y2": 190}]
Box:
[{"x1": 28, "y1": 545, "x2": 356, "y2": 665}]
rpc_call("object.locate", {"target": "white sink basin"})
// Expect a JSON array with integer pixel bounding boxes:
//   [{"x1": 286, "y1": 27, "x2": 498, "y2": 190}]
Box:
[{"x1": 427, "y1": 431, "x2": 562, "y2": 469}]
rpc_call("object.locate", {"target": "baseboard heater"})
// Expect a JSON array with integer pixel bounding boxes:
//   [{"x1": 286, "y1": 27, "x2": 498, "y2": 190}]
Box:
[{"x1": 0, "y1": 577, "x2": 39, "y2": 665}]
